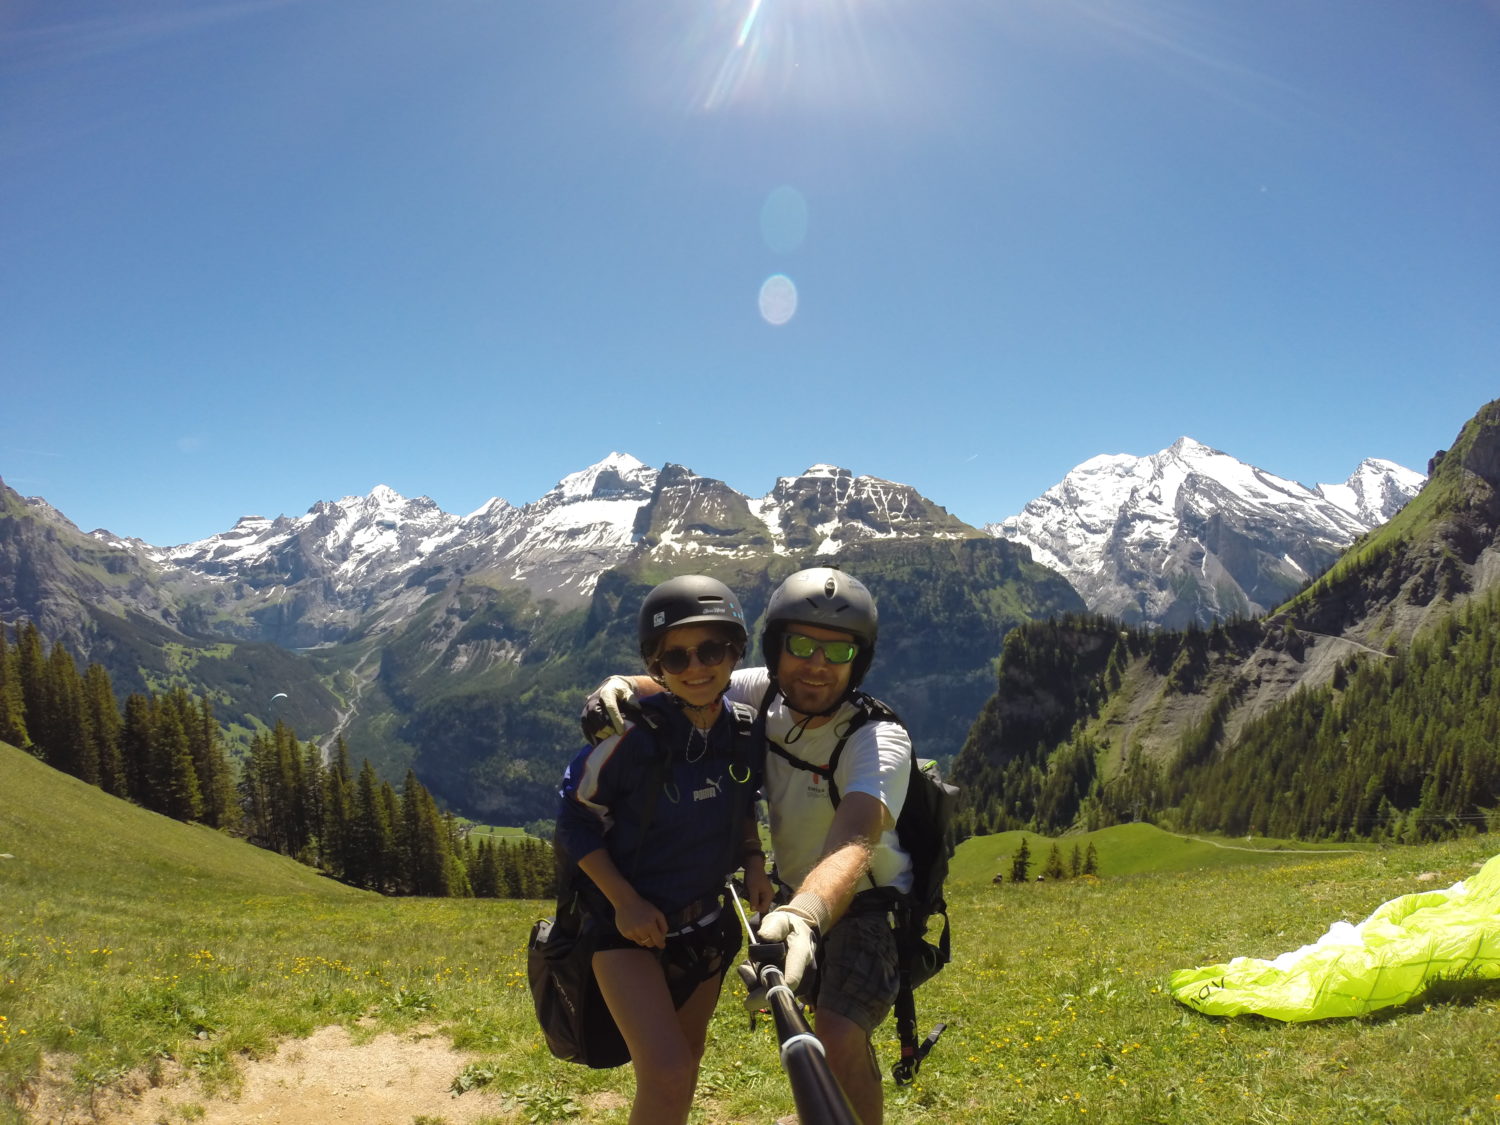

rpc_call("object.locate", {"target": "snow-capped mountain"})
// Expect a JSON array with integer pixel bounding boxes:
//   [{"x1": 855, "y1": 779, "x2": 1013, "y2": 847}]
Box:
[
  {"x1": 4, "y1": 440, "x2": 1424, "y2": 659},
  {"x1": 1315, "y1": 458, "x2": 1427, "y2": 525},
  {"x1": 69, "y1": 454, "x2": 976, "y2": 646},
  {"x1": 987, "y1": 438, "x2": 1426, "y2": 627}
]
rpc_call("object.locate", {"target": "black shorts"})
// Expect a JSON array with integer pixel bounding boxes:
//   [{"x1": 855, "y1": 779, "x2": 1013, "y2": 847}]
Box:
[{"x1": 591, "y1": 903, "x2": 743, "y2": 1009}]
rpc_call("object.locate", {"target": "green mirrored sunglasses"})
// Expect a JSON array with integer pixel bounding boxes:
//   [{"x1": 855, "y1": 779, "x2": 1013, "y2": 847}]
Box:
[{"x1": 782, "y1": 633, "x2": 859, "y2": 665}]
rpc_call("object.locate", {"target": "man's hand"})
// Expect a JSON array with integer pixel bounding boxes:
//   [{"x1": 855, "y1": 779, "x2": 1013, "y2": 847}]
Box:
[
  {"x1": 755, "y1": 892, "x2": 831, "y2": 993},
  {"x1": 738, "y1": 961, "x2": 768, "y2": 1014},
  {"x1": 580, "y1": 676, "x2": 643, "y2": 744}
]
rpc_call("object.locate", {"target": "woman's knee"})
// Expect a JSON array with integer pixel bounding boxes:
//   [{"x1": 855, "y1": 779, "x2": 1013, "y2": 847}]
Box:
[{"x1": 633, "y1": 1047, "x2": 699, "y2": 1095}]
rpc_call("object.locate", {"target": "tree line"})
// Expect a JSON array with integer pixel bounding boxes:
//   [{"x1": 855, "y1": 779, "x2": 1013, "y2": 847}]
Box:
[
  {"x1": 1002, "y1": 836, "x2": 1100, "y2": 883},
  {"x1": 0, "y1": 622, "x2": 555, "y2": 899}
]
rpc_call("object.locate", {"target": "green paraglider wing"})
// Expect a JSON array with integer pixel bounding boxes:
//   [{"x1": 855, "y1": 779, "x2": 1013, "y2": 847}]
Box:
[{"x1": 1170, "y1": 853, "x2": 1500, "y2": 1022}]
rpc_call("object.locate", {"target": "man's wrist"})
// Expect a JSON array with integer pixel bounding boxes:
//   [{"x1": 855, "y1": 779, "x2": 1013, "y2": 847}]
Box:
[{"x1": 784, "y1": 891, "x2": 833, "y2": 934}]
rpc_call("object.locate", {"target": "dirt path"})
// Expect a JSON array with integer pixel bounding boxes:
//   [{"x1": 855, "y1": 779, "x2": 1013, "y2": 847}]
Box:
[
  {"x1": 30, "y1": 1026, "x2": 530, "y2": 1125},
  {"x1": 1176, "y1": 834, "x2": 1363, "y2": 855}
]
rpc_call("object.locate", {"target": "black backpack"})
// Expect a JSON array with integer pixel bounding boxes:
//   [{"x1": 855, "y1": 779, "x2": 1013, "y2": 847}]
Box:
[
  {"x1": 529, "y1": 701, "x2": 761, "y2": 1068},
  {"x1": 762, "y1": 690, "x2": 957, "y2": 1084}
]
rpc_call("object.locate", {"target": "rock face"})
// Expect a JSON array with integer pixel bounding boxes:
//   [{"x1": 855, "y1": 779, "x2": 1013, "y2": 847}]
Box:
[{"x1": 989, "y1": 438, "x2": 1425, "y2": 627}]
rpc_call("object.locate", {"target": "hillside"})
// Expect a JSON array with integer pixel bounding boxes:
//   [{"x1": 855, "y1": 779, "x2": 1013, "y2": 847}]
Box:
[
  {"x1": 0, "y1": 739, "x2": 367, "y2": 902},
  {"x1": 6, "y1": 741, "x2": 1499, "y2": 1125},
  {"x1": 953, "y1": 398, "x2": 1500, "y2": 840}
]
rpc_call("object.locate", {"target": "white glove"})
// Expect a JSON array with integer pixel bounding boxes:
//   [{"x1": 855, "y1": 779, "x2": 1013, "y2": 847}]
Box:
[
  {"x1": 755, "y1": 892, "x2": 831, "y2": 994},
  {"x1": 579, "y1": 676, "x2": 642, "y2": 744}
]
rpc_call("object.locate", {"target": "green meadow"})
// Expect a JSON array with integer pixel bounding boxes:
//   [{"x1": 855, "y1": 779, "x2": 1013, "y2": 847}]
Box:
[{"x1": 3, "y1": 740, "x2": 1498, "y2": 1124}]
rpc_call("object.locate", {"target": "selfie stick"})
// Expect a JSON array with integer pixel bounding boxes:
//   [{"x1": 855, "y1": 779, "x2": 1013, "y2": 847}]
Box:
[{"x1": 727, "y1": 882, "x2": 859, "y2": 1125}]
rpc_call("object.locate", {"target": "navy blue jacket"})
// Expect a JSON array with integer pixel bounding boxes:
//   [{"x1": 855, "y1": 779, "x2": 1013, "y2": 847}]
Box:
[{"x1": 556, "y1": 695, "x2": 763, "y2": 916}]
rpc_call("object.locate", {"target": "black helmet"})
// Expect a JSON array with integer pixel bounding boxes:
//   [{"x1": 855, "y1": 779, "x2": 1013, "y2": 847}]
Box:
[
  {"x1": 638, "y1": 575, "x2": 748, "y2": 662},
  {"x1": 762, "y1": 567, "x2": 878, "y2": 691}
]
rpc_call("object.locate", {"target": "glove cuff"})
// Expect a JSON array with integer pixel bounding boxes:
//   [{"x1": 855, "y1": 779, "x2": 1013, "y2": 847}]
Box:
[{"x1": 784, "y1": 891, "x2": 833, "y2": 934}]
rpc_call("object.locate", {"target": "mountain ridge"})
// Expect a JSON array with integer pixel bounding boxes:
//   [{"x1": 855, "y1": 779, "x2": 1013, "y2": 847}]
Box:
[
  {"x1": 987, "y1": 437, "x2": 1424, "y2": 628},
  {"x1": 0, "y1": 436, "x2": 1432, "y2": 823}
]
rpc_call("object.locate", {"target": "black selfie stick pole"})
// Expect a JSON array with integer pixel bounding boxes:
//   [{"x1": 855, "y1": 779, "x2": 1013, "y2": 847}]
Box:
[{"x1": 727, "y1": 882, "x2": 859, "y2": 1125}]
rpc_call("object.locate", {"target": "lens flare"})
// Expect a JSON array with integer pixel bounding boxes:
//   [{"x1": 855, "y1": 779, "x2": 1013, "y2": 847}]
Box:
[
  {"x1": 758, "y1": 274, "x2": 798, "y2": 325},
  {"x1": 760, "y1": 186, "x2": 809, "y2": 254}
]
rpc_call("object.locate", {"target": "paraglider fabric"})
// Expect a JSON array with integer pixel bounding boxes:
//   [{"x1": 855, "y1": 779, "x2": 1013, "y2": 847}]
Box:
[{"x1": 1170, "y1": 853, "x2": 1500, "y2": 1022}]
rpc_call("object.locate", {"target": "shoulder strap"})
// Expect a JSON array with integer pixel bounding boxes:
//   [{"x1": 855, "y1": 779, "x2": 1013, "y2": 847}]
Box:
[
  {"x1": 628, "y1": 730, "x2": 672, "y2": 881},
  {"x1": 727, "y1": 700, "x2": 758, "y2": 751},
  {"x1": 763, "y1": 692, "x2": 905, "y2": 808}
]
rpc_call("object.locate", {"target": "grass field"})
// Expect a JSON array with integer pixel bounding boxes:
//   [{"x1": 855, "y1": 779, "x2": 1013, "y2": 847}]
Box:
[{"x1": 3, "y1": 741, "x2": 1498, "y2": 1124}]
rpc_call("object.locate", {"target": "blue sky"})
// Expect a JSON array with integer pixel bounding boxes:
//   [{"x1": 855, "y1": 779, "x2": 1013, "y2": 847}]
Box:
[{"x1": 3, "y1": 0, "x2": 1497, "y2": 547}]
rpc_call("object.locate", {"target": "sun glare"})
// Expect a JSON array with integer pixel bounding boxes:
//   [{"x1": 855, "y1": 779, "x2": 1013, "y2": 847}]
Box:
[
  {"x1": 736, "y1": 0, "x2": 768, "y2": 48},
  {"x1": 697, "y1": 0, "x2": 883, "y2": 114}
]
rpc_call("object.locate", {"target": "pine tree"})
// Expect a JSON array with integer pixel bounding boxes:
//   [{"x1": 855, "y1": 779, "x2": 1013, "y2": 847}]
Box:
[
  {"x1": 0, "y1": 625, "x2": 31, "y2": 749},
  {"x1": 192, "y1": 696, "x2": 237, "y2": 830},
  {"x1": 348, "y1": 761, "x2": 397, "y2": 892},
  {"x1": 400, "y1": 771, "x2": 453, "y2": 897},
  {"x1": 82, "y1": 663, "x2": 125, "y2": 797},
  {"x1": 499, "y1": 840, "x2": 524, "y2": 898},
  {"x1": 239, "y1": 730, "x2": 277, "y2": 846},
  {"x1": 15, "y1": 623, "x2": 48, "y2": 758},
  {"x1": 323, "y1": 739, "x2": 356, "y2": 882},
  {"x1": 1083, "y1": 841, "x2": 1099, "y2": 876},
  {"x1": 1042, "y1": 842, "x2": 1066, "y2": 881},
  {"x1": 1010, "y1": 836, "x2": 1032, "y2": 883},
  {"x1": 43, "y1": 642, "x2": 91, "y2": 781},
  {"x1": 152, "y1": 701, "x2": 204, "y2": 822},
  {"x1": 470, "y1": 838, "x2": 502, "y2": 898},
  {"x1": 299, "y1": 738, "x2": 325, "y2": 864},
  {"x1": 1069, "y1": 843, "x2": 1083, "y2": 878},
  {"x1": 120, "y1": 693, "x2": 155, "y2": 804}
]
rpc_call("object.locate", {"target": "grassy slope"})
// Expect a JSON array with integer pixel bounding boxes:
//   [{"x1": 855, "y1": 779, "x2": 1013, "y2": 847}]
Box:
[
  {"x1": 0, "y1": 740, "x2": 363, "y2": 901},
  {"x1": 4, "y1": 742, "x2": 1499, "y2": 1124},
  {"x1": 951, "y1": 822, "x2": 1374, "y2": 886}
]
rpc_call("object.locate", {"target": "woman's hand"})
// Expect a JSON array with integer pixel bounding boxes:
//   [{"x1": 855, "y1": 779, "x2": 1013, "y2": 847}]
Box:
[
  {"x1": 613, "y1": 894, "x2": 668, "y2": 949},
  {"x1": 745, "y1": 863, "x2": 776, "y2": 915}
]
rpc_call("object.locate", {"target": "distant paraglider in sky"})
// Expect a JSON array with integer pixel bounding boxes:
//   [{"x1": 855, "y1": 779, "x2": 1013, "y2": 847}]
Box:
[{"x1": 270, "y1": 693, "x2": 288, "y2": 704}]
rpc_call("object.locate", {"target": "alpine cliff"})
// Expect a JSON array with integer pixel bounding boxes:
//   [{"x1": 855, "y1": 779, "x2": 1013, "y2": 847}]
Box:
[{"x1": 953, "y1": 399, "x2": 1500, "y2": 844}]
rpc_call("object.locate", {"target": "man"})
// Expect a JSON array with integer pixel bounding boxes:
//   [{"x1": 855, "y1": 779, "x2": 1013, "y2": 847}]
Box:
[{"x1": 587, "y1": 567, "x2": 912, "y2": 1125}]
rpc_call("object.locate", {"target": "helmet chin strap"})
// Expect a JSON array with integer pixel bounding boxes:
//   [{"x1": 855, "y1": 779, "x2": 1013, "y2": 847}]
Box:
[{"x1": 768, "y1": 675, "x2": 850, "y2": 744}]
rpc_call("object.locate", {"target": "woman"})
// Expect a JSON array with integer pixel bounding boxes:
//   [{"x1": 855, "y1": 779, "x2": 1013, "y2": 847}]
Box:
[{"x1": 555, "y1": 575, "x2": 774, "y2": 1125}]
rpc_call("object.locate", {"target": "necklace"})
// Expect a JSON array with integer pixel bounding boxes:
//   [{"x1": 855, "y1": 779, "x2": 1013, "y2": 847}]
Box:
[{"x1": 684, "y1": 723, "x2": 708, "y2": 763}]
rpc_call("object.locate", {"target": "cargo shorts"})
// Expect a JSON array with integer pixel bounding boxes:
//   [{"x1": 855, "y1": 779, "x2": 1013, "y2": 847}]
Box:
[{"x1": 809, "y1": 908, "x2": 900, "y2": 1034}]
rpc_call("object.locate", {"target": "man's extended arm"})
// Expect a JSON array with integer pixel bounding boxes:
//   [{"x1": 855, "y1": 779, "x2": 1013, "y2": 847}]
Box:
[{"x1": 758, "y1": 789, "x2": 890, "y2": 991}]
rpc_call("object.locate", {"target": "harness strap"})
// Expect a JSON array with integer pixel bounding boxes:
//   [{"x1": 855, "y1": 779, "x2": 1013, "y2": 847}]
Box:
[{"x1": 763, "y1": 690, "x2": 933, "y2": 1079}]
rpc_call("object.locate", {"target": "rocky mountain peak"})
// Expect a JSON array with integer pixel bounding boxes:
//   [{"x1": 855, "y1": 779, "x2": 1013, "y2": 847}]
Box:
[
  {"x1": 992, "y1": 440, "x2": 1425, "y2": 628},
  {"x1": 545, "y1": 452, "x2": 657, "y2": 504}
]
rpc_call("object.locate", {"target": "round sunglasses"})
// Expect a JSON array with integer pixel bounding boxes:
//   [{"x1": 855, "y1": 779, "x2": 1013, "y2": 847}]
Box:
[
  {"x1": 782, "y1": 633, "x2": 860, "y2": 665},
  {"x1": 654, "y1": 639, "x2": 736, "y2": 676}
]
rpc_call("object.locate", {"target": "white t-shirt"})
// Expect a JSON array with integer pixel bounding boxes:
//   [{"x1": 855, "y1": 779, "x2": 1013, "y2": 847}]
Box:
[{"x1": 727, "y1": 668, "x2": 913, "y2": 895}]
